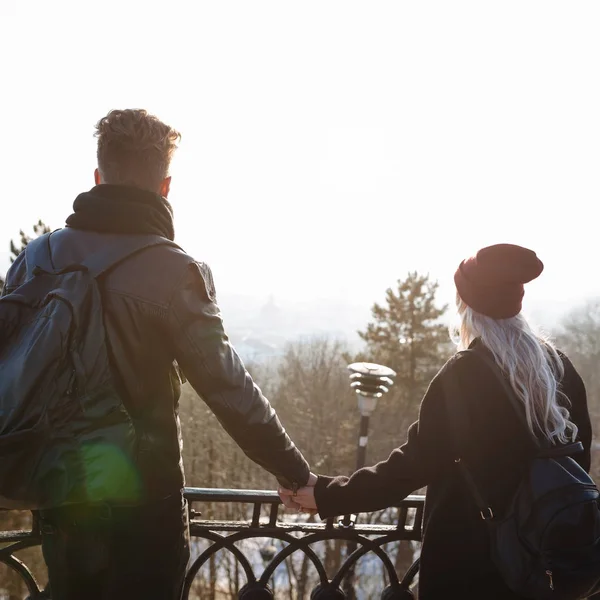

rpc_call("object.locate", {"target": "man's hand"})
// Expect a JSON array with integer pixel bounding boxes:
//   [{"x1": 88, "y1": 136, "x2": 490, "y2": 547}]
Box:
[
  {"x1": 278, "y1": 472, "x2": 318, "y2": 513},
  {"x1": 278, "y1": 487, "x2": 301, "y2": 511}
]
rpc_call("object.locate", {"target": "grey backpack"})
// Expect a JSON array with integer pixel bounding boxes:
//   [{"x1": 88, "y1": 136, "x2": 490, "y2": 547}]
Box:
[{"x1": 0, "y1": 232, "x2": 177, "y2": 509}]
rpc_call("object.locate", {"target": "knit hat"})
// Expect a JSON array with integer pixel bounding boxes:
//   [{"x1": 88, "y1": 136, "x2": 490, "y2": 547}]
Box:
[{"x1": 454, "y1": 244, "x2": 544, "y2": 319}]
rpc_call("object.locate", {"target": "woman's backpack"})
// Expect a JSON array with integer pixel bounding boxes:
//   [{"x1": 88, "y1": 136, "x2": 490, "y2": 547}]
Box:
[{"x1": 442, "y1": 348, "x2": 600, "y2": 600}]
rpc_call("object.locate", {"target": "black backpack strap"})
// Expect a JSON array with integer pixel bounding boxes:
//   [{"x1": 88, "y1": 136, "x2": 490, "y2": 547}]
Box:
[
  {"x1": 81, "y1": 235, "x2": 181, "y2": 279},
  {"x1": 538, "y1": 441, "x2": 583, "y2": 458},
  {"x1": 441, "y1": 360, "x2": 496, "y2": 521}
]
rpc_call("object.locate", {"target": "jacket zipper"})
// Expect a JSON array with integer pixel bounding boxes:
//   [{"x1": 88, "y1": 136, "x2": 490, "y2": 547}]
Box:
[{"x1": 546, "y1": 569, "x2": 554, "y2": 591}]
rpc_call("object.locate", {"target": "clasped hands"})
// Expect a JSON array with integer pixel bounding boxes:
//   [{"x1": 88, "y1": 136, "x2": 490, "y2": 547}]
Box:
[{"x1": 278, "y1": 472, "x2": 318, "y2": 514}]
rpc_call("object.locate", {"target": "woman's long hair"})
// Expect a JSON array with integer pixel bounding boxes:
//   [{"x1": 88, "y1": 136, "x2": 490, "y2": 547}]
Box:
[{"x1": 451, "y1": 296, "x2": 577, "y2": 444}]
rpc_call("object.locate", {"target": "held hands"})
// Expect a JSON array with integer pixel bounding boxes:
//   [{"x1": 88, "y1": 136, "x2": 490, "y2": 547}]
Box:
[{"x1": 278, "y1": 472, "x2": 318, "y2": 514}]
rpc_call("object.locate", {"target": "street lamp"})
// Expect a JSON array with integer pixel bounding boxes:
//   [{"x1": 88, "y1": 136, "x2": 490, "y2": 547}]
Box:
[
  {"x1": 347, "y1": 362, "x2": 396, "y2": 471},
  {"x1": 258, "y1": 543, "x2": 278, "y2": 597},
  {"x1": 342, "y1": 362, "x2": 396, "y2": 599}
]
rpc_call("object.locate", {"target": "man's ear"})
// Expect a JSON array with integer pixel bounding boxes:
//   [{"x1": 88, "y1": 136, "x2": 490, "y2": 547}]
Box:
[
  {"x1": 160, "y1": 176, "x2": 172, "y2": 198},
  {"x1": 94, "y1": 168, "x2": 101, "y2": 185}
]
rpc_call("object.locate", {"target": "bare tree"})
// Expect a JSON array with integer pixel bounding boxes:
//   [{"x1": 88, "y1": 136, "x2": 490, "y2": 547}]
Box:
[
  {"x1": 1, "y1": 219, "x2": 52, "y2": 291},
  {"x1": 272, "y1": 337, "x2": 356, "y2": 476},
  {"x1": 554, "y1": 298, "x2": 600, "y2": 478}
]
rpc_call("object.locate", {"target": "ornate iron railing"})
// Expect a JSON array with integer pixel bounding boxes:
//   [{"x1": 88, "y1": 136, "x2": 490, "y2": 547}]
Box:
[{"x1": 0, "y1": 488, "x2": 425, "y2": 599}]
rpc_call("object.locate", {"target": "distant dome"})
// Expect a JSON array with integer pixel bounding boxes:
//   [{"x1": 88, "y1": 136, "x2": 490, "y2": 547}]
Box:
[{"x1": 258, "y1": 295, "x2": 282, "y2": 327}]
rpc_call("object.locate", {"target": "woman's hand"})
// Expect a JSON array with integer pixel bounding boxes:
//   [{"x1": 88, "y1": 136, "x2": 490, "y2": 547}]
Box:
[{"x1": 278, "y1": 472, "x2": 318, "y2": 513}]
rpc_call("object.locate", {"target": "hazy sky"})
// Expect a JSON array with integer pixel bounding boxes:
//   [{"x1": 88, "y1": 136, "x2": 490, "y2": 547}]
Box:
[{"x1": 1, "y1": 1, "x2": 599, "y2": 326}]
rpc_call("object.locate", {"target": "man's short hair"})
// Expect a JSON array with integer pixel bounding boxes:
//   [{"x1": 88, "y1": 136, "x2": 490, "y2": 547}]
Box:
[{"x1": 95, "y1": 109, "x2": 181, "y2": 192}]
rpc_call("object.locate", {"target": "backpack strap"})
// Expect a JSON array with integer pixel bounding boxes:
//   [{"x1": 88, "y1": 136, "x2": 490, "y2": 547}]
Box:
[
  {"x1": 25, "y1": 232, "x2": 56, "y2": 278},
  {"x1": 441, "y1": 363, "x2": 496, "y2": 521},
  {"x1": 537, "y1": 441, "x2": 583, "y2": 458},
  {"x1": 80, "y1": 235, "x2": 181, "y2": 279},
  {"x1": 25, "y1": 232, "x2": 181, "y2": 280}
]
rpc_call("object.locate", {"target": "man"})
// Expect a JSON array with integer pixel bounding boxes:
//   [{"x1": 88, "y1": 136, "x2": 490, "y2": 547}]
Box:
[{"x1": 2, "y1": 109, "x2": 315, "y2": 600}]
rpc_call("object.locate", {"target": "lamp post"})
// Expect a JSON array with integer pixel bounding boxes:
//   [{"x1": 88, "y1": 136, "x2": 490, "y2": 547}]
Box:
[
  {"x1": 343, "y1": 362, "x2": 396, "y2": 599},
  {"x1": 259, "y1": 543, "x2": 277, "y2": 597},
  {"x1": 348, "y1": 362, "x2": 396, "y2": 471}
]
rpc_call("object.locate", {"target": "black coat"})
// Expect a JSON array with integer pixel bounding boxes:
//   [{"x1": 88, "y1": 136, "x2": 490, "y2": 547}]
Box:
[{"x1": 314, "y1": 341, "x2": 592, "y2": 600}]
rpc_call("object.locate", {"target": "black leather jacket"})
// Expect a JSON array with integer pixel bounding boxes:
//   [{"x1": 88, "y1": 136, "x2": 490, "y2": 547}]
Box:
[{"x1": 2, "y1": 227, "x2": 310, "y2": 499}]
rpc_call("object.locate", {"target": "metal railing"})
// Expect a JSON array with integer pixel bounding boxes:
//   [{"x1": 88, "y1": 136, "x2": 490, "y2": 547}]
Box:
[{"x1": 0, "y1": 488, "x2": 425, "y2": 599}]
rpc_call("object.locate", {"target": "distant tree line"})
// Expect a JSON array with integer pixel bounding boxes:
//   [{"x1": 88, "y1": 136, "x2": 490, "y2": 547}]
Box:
[{"x1": 1, "y1": 222, "x2": 599, "y2": 598}]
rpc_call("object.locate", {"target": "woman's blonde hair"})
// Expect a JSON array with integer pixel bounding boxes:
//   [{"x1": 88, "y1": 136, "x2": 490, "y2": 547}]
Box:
[{"x1": 452, "y1": 295, "x2": 577, "y2": 444}]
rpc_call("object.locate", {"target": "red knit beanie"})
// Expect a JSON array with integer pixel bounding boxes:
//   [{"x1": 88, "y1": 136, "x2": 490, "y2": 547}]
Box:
[{"x1": 454, "y1": 244, "x2": 544, "y2": 319}]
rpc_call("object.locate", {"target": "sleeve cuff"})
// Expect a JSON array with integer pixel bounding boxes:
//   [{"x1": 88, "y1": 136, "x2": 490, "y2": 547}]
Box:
[{"x1": 314, "y1": 474, "x2": 340, "y2": 519}]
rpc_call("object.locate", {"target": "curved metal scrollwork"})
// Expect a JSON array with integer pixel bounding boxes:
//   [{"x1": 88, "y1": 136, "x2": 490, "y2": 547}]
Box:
[
  {"x1": 184, "y1": 489, "x2": 423, "y2": 599},
  {"x1": 0, "y1": 488, "x2": 424, "y2": 599},
  {"x1": 0, "y1": 530, "x2": 47, "y2": 598}
]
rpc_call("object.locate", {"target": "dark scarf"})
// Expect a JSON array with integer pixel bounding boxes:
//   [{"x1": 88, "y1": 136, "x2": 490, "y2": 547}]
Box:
[{"x1": 66, "y1": 184, "x2": 175, "y2": 241}]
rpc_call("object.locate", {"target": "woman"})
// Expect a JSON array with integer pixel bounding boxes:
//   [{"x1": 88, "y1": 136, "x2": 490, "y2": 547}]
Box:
[{"x1": 280, "y1": 243, "x2": 593, "y2": 600}]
